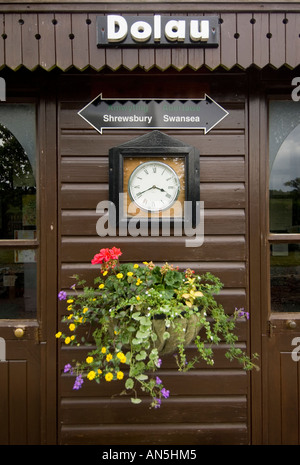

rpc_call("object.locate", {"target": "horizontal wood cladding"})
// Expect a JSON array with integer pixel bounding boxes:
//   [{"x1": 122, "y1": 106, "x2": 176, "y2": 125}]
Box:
[
  {"x1": 61, "y1": 369, "x2": 248, "y2": 397},
  {"x1": 60, "y1": 396, "x2": 247, "y2": 424},
  {"x1": 0, "y1": 11, "x2": 299, "y2": 70},
  {"x1": 60, "y1": 423, "x2": 248, "y2": 446},
  {"x1": 57, "y1": 87, "x2": 249, "y2": 445},
  {"x1": 60, "y1": 236, "x2": 246, "y2": 262},
  {"x1": 60, "y1": 261, "x2": 246, "y2": 288}
]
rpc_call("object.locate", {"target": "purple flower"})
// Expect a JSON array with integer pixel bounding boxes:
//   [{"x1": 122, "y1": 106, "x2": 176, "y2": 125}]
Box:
[
  {"x1": 64, "y1": 363, "x2": 72, "y2": 373},
  {"x1": 156, "y1": 358, "x2": 162, "y2": 368},
  {"x1": 58, "y1": 291, "x2": 67, "y2": 301},
  {"x1": 237, "y1": 308, "x2": 250, "y2": 320},
  {"x1": 161, "y1": 388, "x2": 170, "y2": 399},
  {"x1": 73, "y1": 374, "x2": 84, "y2": 390},
  {"x1": 70, "y1": 284, "x2": 76, "y2": 290},
  {"x1": 154, "y1": 398, "x2": 161, "y2": 408},
  {"x1": 156, "y1": 376, "x2": 162, "y2": 385}
]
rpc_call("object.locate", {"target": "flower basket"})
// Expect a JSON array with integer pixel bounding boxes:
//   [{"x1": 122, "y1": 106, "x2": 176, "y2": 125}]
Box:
[
  {"x1": 56, "y1": 247, "x2": 259, "y2": 408},
  {"x1": 151, "y1": 312, "x2": 204, "y2": 356}
]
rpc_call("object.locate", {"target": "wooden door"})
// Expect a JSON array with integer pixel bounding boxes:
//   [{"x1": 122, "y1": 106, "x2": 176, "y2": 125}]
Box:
[
  {"x1": 250, "y1": 85, "x2": 300, "y2": 445},
  {"x1": 0, "y1": 90, "x2": 57, "y2": 445}
]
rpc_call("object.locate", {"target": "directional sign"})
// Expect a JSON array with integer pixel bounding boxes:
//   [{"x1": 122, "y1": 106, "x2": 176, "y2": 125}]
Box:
[{"x1": 78, "y1": 94, "x2": 228, "y2": 134}]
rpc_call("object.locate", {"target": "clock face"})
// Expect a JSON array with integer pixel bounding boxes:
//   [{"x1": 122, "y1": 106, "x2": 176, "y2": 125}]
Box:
[{"x1": 128, "y1": 161, "x2": 180, "y2": 212}]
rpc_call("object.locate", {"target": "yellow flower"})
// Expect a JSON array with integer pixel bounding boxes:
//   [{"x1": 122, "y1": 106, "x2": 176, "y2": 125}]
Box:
[
  {"x1": 117, "y1": 371, "x2": 124, "y2": 380},
  {"x1": 55, "y1": 332, "x2": 62, "y2": 338},
  {"x1": 67, "y1": 313, "x2": 73, "y2": 319},
  {"x1": 133, "y1": 264, "x2": 139, "y2": 269},
  {"x1": 103, "y1": 271, "x2": 108, "y2": 276},
  {"x1": 82, "y1": 307, "x2": 88, "y2": 314},
  {"x1": 105, "y1": 372, "x2": 113, "y2": 382},
  {"x1": 67, "y1": 305, "x2": 73, "y2": 311},
  {"x1": 101, "y1": 347, "x2": 106, "y2": 354},
  {"x1": 143, "y1": 261, "x2": 148, "y2": 265},
  {"x1": 87, "y1": 371, "x2": 96, "y2": 381},
  {"x1": 117, "y1": 352, "x2": 125, "y2": 359},
  {"x1": 70, "y1": 335, "x2": 75, "y2": 341},
  {"x1": 69, "y1": 323, "x2": 75, "y2": 331},
  {"x1": 136, "y1": 278, "x2": 142, "y2": 286},
  {"x1": 65, "y1": 337, "x2": 71, "y2": 345},
  {"x1": 97, "y1": 369, "x2": 102, "y2": 374},
  {"x1": 116, "y1": 273, "x2": 123, "y2": 279},
  {"x1": 136, "y1": 296, "x2": 140, "y2": 301},
  {"x1": 99, "y1": 283, "x2": 105, "y2": 289},
  {"x1": 127, "y1": 272, "x2": 133, "y2": 277},
  {"x1": 120, "y1": 355, "x2": 127, "y2": 363},
  {"x1": 86, "y1": 356, "x2": 93, "y2": 364},
  {"x1": 106, "y1": 353, "x2": 113, "y2": 362},
  {"x1": 67, "y1": 299, "x2": 74, "y2": 303}
]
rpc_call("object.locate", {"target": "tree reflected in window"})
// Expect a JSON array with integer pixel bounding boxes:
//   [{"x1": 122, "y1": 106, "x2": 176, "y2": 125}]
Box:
[{"x1": 0, "y1": 123, "x2": 36, "y2": 240}]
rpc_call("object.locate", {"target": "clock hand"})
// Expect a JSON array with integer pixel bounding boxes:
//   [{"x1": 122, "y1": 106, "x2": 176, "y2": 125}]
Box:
[{"x1": 137, "y1": 185, "x2": 156, "y2": 195}]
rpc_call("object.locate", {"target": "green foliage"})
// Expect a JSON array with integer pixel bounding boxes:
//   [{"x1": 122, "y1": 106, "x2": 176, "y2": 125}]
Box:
[{"x1": 56, "y1": 248, "x2": 259, "y2": 409}]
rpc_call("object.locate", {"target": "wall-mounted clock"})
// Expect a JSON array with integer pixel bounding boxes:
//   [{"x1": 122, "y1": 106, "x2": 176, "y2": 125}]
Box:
[{"x1": 109, "y1": 130, "x2": 200, "y2": 228}]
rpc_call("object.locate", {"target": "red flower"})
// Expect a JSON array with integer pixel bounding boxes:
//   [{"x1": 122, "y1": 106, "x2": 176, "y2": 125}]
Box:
[
  {"x1": 110, "y1": 247, "x2": 122, "y2": 260},
  {"x1": 91, "y1": 247, "x2": 122, "y2": 265},
  {"x1": 91, "y1": 248, "x2": 110, "y2": 264}
]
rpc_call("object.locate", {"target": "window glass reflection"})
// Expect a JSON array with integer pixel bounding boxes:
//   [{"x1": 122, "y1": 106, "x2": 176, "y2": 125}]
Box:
[
  {"x1": 269, "y1": 124, "x2": 300, "y2": 233},
  {"x1": 0, "y1": 249, "x2": 36, "y2": 319},
  {"x1": 270, "y1": 243, "x2": 300, "y2": 312},
  {"x1": 0, "y1": 123, "x2": 36, "y2": 239}
]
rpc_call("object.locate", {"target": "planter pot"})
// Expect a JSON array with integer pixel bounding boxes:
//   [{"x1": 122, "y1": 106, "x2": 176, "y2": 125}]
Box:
[
  {"x1": 152, "y1": 312, "x2": 204, "y2": 355},
  {"x1": 108, "y1": 308, "x2": 204, "y2": 357}
]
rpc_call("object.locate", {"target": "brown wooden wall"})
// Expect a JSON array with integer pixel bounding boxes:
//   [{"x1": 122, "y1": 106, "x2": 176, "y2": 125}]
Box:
[{"x1": 57, "y1": 72, "x2": 250, "y2": 445}]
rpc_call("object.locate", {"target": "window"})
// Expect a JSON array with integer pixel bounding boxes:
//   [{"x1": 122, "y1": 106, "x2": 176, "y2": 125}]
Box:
[
  {"x1": 0, "y1": 104, "x2": 37, "y2": 319},
  {"x1": 269, "y1": 101, "x2": 300, "y2": 312}
]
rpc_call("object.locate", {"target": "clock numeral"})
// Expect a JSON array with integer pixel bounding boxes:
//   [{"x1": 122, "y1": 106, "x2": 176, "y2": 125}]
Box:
[
  {"x1": 144, "y1": 169, "x2": 149, "y2": 175},
  {"x1": 133, "y1": 185, "x2": 140, "y2": 189},
  {"x1": 168, "y1": 186, "x2": 174, "y2": 189},
  {"x1": 137, "y1": 176, "x2": 142, "y2": 180},
  {"x1": 143, "y1": 198, "x2": 148, "y2": 205},
  {"x1": 166, "y1": 193, "x2": 172, "y2": 199},
  {"x1": 152, "y1": 165, "x2": 157, "y2": 173}
]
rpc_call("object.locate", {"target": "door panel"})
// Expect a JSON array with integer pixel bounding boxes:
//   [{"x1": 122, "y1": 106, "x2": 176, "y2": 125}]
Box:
[
  {"x1": 263, "y1": 330, "x2": 300, "y2": 445},
  {"x1": 0, "y1": 327, "x2": 41, "y2": 445}
]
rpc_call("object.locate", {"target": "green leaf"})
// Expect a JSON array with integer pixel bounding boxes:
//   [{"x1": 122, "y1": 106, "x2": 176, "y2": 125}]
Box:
[
  {"x1": 135, "y1": 374, "x2": 148, "y2": 381},
  {"x1": 136, "y1": 350, "x2": 147, "y2": 361},
  {"x1": 163, "y1": 331, "x2": 170, "y2": 340},
  {"x1": 131, "y1": 398, "x2": 142, "y2": 404},
  {"x1": 136, "y1": 330, "x2": 149, "y2": 339},
  {"x1": 132, "y1": 312, "x2": 141, "y2": 320},
  {"x1": 125, "y1": 378, "x2": 134, "y2": 390}
]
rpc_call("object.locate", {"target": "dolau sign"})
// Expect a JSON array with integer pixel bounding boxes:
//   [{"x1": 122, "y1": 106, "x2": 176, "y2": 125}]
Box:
[{"x1": 97, "y1": 15, "x2": 219, "y2": 47}]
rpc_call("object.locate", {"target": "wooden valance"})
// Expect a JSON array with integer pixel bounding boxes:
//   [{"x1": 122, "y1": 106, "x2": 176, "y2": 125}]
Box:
[{"x1": 0, "y1": 11, "x2": 299, "y2": 71}]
